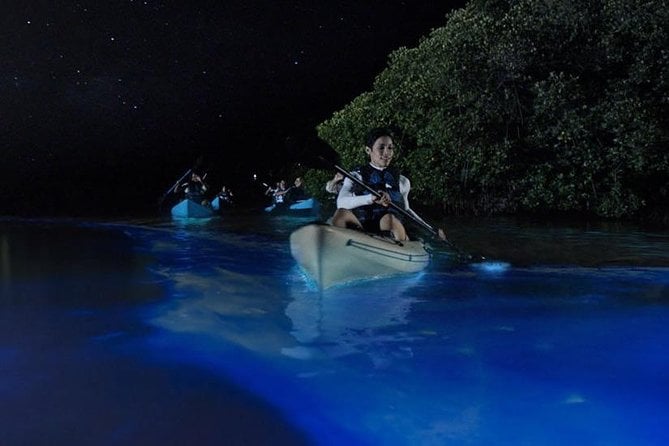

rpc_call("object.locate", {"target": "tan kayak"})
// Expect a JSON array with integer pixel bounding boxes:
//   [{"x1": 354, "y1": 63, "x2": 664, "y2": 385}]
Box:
[{"x1": 290, "y1": 224, "x2": 430, "y2": 289}]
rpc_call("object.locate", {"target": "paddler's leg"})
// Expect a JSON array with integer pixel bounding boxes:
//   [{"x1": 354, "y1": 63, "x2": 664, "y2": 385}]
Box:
[
  {"x1": 380, "y1": 214, "x2": 408, "y2": 241},
  {"x1": 332, "y1": 208, "x2": 363, "y2": 230}
]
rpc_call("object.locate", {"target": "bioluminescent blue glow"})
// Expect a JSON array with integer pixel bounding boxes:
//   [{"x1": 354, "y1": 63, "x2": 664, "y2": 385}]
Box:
[
  {"x1": 471, "y1": 260, "x2": 512, "y2": 274},
  {"x1": 1, "y1": 217, "x2": 668, "y2": 445}
]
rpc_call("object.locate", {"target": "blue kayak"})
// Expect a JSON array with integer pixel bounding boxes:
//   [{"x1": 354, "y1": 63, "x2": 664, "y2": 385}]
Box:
[
  {"x1": 264, "y1": 198, "x2": 320, "y2": 216},
  {"x1": 210, "y1": 196, "x2": 223, "y2": 211},
  {"x1": 171, "y1": 199, "x2": 215, "y2": 218}
]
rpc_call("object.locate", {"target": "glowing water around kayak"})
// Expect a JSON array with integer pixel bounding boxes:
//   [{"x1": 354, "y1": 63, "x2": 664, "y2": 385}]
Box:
[{"x1": 1, "y1": 216, "x2": 668, "y2": 445}]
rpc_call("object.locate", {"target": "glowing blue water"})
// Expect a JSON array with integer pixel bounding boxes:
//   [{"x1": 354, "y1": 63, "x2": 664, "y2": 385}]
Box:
[{"x1": 1, "y1": 217, "x2": 668, "y2": 445}]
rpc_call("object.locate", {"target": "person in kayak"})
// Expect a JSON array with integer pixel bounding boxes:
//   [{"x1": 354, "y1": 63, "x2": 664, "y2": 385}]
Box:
[
  {"x1": 331, "y1": 127, "x2": 445, "y2": 241},
  {"x1": 176, "y1": 172, "x2": 209, "y2": 206},
  {"x1": 288, "y1": 177, "x2": 307, "y2": 202},
  {"x1": 217, "y1": 185, "x2": 234, "y2": 207},
  {"x1": 272, "y1": 180, "x2": 291, "y2": 206}
]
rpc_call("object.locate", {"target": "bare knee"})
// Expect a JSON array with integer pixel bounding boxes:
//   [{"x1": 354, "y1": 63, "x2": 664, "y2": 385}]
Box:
[
  {"x1": 332, "y1": 208, "x2": 360, "y2": 229},
  {"x1": 380, "y1": 214, "x2": 408, "y2": 241}
]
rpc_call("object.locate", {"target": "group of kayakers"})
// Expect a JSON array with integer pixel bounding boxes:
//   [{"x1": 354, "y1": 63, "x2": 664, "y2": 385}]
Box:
[
  {"x1": 174, "y1": 172, "x2": 234, "y2": 209},
  {"x1": 169, "y1": 126, "x2": 445, "y2": 241},
  {"x1": 264, "y1": 177, "x2": 308, "y2": 208}
]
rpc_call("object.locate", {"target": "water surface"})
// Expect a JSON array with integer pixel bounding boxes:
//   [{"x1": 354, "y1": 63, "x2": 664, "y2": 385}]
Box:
[{"x1": 1, "y1": 215, "x2": 668, "y2": 445}]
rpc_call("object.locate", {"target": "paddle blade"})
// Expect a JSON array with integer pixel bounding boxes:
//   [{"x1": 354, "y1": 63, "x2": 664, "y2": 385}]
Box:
[{"x1": 310, "y1": 135, "x2": 341, "y2": 168}]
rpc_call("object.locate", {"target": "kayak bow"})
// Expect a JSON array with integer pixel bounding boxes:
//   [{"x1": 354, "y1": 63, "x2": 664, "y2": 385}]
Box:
[{"x1": 290, "y1": 223, "x2": 430, "y2": 289}]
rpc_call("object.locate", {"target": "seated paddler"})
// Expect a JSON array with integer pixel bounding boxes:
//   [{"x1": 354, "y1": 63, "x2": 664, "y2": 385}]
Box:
[
  {"x1": 331, "y1": 127, "x2": 445, "y2": 242},
  {"x1": 176, "y1": 171, "x2": 209, "y2": 206}
]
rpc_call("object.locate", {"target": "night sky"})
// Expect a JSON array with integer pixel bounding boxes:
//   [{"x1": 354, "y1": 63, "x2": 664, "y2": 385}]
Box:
[{"x1": 2, "y1": 1, "x2": 466, "y2": 217}]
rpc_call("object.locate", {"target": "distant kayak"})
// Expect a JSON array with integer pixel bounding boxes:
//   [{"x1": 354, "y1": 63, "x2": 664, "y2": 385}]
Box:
[
  {"x1": 210, "y1": 196, "x2": 233, "y2": 212},
  {"x1": 171, "y1": 199, "x2": 215, "y2": 219},
  {"x1": 264, "y1": 198, "x2": 320, "y2": 217},
  {"x1": 290, "y1": 223, "x2": 430, "y2": 289}
]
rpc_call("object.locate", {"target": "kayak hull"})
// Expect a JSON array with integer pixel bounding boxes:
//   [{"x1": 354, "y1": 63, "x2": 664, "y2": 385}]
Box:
[
  {"x1": 290, "y1": 224, "x2": 430, "y2": 289},
  {"x1": 171, "y1": 199, "x2": 215, "y2": 219},
  {"x1": 265, "y1": 198, "x2": 320, "y2": 216}
]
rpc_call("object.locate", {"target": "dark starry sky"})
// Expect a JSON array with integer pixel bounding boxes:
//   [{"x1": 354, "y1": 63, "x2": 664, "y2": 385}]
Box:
[{"x1": 1, "y1": 0, "x2": 466, "y2": 217}]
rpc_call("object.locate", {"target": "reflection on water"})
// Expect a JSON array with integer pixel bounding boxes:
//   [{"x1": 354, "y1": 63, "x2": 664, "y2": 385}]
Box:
[
  {"x1": 444, "y1": 216, "x2": 669, "y2": 266},
  {"x1": 0, "y1": 220, "x2": 161, "y2": 305},
  {"x1": 283, "y1": 275, "x2": 422, "y2": 364},
  {"x1": 0, "y1": 218, "x2": 310, "y2": 446},
  {"x1": 1, "y1": 215, "x2": 668, "y2": 445},
  {"x1": 118, "y1": 213, "x2": 669, "y2": 267}
]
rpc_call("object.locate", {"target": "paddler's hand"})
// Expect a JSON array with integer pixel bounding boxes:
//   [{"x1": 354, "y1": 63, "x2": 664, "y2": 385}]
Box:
[
  {"x1": 373, "y1": 191, "x2": 391, "y2": 207},
  {"x1": 437, "y1": 228, "x2": 447, "y2": 241}
]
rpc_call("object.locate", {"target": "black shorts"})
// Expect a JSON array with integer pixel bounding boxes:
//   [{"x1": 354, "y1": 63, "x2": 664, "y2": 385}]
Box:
[{"x1": 358, "y1": 211, "x2": 403, "y2": 234}]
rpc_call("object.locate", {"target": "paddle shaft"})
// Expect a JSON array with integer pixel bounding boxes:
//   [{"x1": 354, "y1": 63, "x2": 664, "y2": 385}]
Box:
[
  {"x1": 159, "y1": 168, "x2": 192, "y2": 205},
  {"x1": 332, "y1": 163, "x2": 483, "y2": 258},
  {"x1": 305, "y1": 135, "x2": 483, "y2": 259},
  {"x1": 332, "y1": 164, "x2": 439, "y2": 236}
]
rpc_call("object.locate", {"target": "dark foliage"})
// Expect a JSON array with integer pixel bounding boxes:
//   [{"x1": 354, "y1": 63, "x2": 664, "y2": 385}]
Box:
[{"x1": 314, "y1": 0, "x2": 669, "y2": 223}]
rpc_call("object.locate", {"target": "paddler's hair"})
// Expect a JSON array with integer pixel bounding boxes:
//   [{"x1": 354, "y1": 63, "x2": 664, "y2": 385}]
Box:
[{"x1": 365, "y1": 127, "x2": 394, "y2": 149}]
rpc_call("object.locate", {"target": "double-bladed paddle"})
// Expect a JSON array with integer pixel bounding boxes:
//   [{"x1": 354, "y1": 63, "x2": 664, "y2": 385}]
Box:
[
  {"x1": 294, "y1": 134, "x2": 485, "y2": 262},
  {"x1": 158, "y1": 168, "x2": 192, "y2": 207}
]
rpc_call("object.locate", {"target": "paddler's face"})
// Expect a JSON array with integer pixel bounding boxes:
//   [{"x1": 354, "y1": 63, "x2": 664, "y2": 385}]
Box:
[{"x1": 366, "y1": 136, "x2": 394, "y2": 168}]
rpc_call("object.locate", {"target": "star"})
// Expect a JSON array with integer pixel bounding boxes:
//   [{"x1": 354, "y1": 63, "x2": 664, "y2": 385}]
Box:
[{"x1": 3, "y1": 0, "x2": 469, "y2": 217}]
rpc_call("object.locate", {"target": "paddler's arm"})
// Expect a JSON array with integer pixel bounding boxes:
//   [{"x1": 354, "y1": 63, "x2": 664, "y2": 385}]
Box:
[{"x1": 336, "y1": 175, "x2": 375, "y2": 209}]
